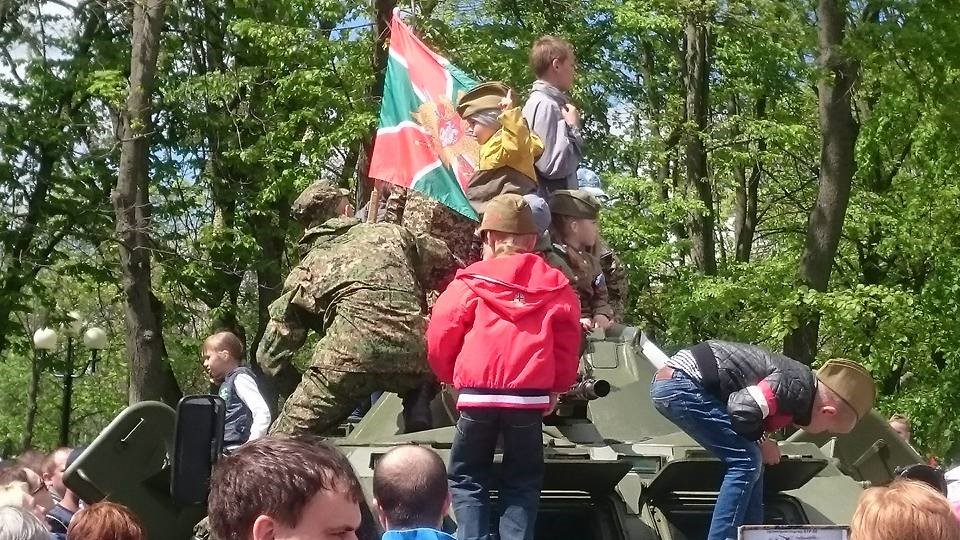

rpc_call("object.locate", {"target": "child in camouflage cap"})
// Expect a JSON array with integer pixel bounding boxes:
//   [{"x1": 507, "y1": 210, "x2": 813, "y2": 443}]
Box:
[{"x1": 457, "y1": 82, "x2": 544, "y2": 215}]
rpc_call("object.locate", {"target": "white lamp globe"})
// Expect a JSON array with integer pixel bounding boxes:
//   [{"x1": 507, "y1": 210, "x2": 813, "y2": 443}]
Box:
[
  {"x1": 83, "y1": 327, "x2": 108, "y2": 350},
  {"x1": 33, "y1": 327, "x2": 59, "y2": 350}
]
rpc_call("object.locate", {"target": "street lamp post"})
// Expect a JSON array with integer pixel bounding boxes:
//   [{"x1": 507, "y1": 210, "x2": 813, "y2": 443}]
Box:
[{"x1": 33, "y1": 315, "x2": 107, "y2": 446}]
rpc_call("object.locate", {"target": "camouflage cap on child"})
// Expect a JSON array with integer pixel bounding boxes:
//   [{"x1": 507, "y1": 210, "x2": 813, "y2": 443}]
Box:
[
  {"x1": 549, "y1": 189, "x2": 600, "y2": 220},
  {"x1": 816, "y1": 359, "x2": 877, "y2": 419},
  {"x1": 478, "y1": 193, "x2": 538, "y2": 235},
  {"x1": 456, "y1": 81, "x2": 511, "y2": 119}
]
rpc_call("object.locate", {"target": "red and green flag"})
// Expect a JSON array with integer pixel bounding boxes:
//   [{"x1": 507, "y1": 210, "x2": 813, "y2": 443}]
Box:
[{"x1": 367, "y1": 10, "x2": 480, "y2": 220}]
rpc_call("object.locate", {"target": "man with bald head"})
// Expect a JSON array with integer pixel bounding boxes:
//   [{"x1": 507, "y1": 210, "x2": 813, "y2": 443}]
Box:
[{"x1": 373, "y1": 445, "x2": 454, "y2": 540}]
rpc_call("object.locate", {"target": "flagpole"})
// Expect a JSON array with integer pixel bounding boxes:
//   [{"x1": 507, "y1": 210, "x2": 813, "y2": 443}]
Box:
[{"x1": 367, "y1": 186, "x2": 381, "y2": 223}]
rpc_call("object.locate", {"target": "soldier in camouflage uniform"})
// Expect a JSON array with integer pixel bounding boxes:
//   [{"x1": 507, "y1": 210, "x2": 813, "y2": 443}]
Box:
[
  {"x1": 595, "y1": 239, "x2": 629, "y2": 322},
  {"x1": 258, "y1": 182, "x2": 461, "y2": 436},
  {"x1": 387, "y1": 187, "x2": 480, "y2": 267}
]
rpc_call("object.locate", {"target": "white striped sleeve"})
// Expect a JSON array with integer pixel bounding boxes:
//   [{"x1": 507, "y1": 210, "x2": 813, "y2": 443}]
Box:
[{"x1": 745, "y1": 385, "x2": 771, "y2": 418}]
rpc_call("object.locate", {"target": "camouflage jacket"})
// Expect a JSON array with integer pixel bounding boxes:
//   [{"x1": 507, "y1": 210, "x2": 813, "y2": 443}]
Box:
[
  {"x1": 547, "y1": 241, "x2": 614, "y2": 321},
  {"x1": 257, "y1": 217, "x2": 457, "y2": 385},
  {"x1": 392, "y1": 188, "x2": 480, "y2": 265},
  {"x1": 594, "y1": 239, "x2": 629, "y2": 321}
]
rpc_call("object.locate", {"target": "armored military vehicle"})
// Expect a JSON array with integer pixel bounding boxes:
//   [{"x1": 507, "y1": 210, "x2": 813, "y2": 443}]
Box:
[{"x1": 64, "y1": 326, "x2": 923, "y2": 540}]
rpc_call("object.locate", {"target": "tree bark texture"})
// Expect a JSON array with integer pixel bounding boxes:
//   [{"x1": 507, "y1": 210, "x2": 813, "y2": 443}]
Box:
[
  {"x1": 783, "y1": 0, "x2": 859, "y2": 365},
  {"x1": 111, "y1": 0, "x2": 181, "y2": 405},
  {"x1": 20, "y1": 350, "x2": 41, "y2": 450},
  {"x1": 247, "y1": 200, "x2": 289, "y2": 412},
  {"x1": 683, "y1": 13, "x2": 716, "y2": 275},
  {"x1": 358, "y1": 0, "x2": 397, "y2": 200},
  {"x1": 733, "y1": 94, "x2": 766, "y2": 263}
]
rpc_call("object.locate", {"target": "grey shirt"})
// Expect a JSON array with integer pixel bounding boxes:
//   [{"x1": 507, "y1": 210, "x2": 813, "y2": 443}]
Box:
[{"x1": 522, "y1": 80, "x2": 584, "y2": 188}]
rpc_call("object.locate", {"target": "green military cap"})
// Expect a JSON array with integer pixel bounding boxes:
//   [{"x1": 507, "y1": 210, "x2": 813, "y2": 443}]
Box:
[
  {"x1": 292, "y1": 182, "x2": 351, "y2": 227},
  {"x1": 549, "y1": 189, "x2": 600, "y2": 220},
  {"x1": 817, "y1": 359, "x2": 877, "y2": 420},
  {"x1": 478, "y1": 193, "x2": 538, "y2": 235},
  {"x1": 456, "y1": 81, "x2": 511, "y2": 119}
]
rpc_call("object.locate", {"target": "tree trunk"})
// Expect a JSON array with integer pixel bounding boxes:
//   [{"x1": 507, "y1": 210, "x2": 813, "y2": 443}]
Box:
[
  {"x1": 20, "y1": 350, "x2": 42, "y2": 450},
  {"x1": 247, "y1": 195, "x2": 291, "y2": 412},
  {"x1": 683, "y1": 13, "x2": 716, "y2": 275},
  {"x1": 640, "y1": 40, "x2": 674, "y2": 205},
  {"x1": 782, "y1": 0, "x2": 859, "y2": 365},
  {"x1": 358, "y1": 0, "x2": 397, "y2": 197},
  {"x1": 111, "y1": 0, "x2": 181, "y2": 405},
  {"x1": 733, "y1": 94, "x2": 766, "y2": 262}
]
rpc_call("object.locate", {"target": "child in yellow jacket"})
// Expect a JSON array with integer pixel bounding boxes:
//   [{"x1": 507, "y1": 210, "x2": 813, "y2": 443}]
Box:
[{"x1": 456, "y1": 82, "x2": 544, "y2": 214}]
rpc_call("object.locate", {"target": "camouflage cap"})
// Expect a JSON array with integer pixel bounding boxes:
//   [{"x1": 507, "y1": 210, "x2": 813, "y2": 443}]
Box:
[
  {"x1": 478, "y1": 194, "x2": 538, "y2": 235},
  {"x1": 456, "y1": 81, "x2": 511, "y2": 119},
  {"x1": 817, "y1": 359, "x2": 877, "y2": 419},
  {"x1": 292, "y1": 182, "x2": 351, "y2": 227},
  {"x1": 549, "y1": 189, "x2": 600, "y2": 220}
]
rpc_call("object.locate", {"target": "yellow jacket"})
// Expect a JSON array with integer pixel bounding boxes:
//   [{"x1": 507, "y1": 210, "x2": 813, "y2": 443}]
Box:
[{"x1": 477, "y1": 107, "x2": 544, "y2": 182}]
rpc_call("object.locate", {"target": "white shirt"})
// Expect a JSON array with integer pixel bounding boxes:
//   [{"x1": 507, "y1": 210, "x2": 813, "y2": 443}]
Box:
[{"x1": 233, "y1": 372, "x2": 272, "y2": 441}]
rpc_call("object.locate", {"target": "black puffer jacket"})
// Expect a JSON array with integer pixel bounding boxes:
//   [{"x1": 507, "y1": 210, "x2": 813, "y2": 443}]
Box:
[{"x1": 693, "y1": 340, "x2": 817, "y2": 441}]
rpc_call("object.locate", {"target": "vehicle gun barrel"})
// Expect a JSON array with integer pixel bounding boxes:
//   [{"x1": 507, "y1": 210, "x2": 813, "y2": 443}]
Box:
[{"x1": 561, "y1": 378, "x2": 611, "y2": 401}]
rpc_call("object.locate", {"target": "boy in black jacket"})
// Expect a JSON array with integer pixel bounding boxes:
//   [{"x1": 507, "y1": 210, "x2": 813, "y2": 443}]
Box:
[{"x1": 650, "y1": 340, "x2": 876, "y2": 540}]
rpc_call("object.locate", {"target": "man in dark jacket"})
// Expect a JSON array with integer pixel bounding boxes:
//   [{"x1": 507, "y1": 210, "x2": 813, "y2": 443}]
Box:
[{"x1": 650, "y1": 340, "x2": 877, "y2": 540}]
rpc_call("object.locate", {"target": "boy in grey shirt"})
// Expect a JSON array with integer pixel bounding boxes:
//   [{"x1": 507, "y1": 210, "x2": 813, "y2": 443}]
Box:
[{"x1": 522, "y1": 35, "x2": 583, "y2": 193}]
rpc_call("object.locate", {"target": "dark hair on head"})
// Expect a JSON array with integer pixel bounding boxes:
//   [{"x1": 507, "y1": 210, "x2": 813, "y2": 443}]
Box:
[
  {"x1": 550, "y1": 213, "x2": 579, "y2": 242},
  {"x1": 67, "y1": 501, "x2": 146, "y2": 540},
  {"x1": 208, "y1": 436, "x2": 364, "y2": 540},
  {"x1": 373, "y1": 445, "x2": 448, "y2": 529},
  {"x1": 529, "y1": 35, "x2": 574, "y2": 77}
]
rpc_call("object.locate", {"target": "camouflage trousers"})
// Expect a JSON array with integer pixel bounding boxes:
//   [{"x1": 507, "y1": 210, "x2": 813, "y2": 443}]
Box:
[{"x1": 269, "y1": 368, "x2": 429, "y2": 436}]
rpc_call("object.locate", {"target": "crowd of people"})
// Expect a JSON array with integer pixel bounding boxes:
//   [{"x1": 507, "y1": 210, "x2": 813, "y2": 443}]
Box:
[
  {"x1": 4, "y1": 33, "x2": 960, "y2": 540},
  {"x1": 0, "y1": 446, "x2": 147, "y2": 539},
  {"x1": 4, "y1": 436, "x2": 960, "y2": 540}
]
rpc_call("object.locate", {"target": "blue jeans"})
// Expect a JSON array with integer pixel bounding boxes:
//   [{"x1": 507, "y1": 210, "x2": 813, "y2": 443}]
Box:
[
  {"x1": 650, "y1": 370, "x2": 764, "y2": 540},
  {"x1": 448, "y1": 408, "x2": 544, "y2": 540}
]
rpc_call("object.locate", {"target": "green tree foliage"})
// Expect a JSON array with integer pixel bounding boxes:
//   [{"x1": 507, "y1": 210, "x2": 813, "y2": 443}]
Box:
[{"x1": 2, "y1": 0, "x2": 960, "y2": 457}]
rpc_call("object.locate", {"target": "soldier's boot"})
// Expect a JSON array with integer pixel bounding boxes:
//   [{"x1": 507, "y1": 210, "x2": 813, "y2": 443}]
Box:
[{"x1": 400, "y1": 378, "x2": 440, "y2": 433}]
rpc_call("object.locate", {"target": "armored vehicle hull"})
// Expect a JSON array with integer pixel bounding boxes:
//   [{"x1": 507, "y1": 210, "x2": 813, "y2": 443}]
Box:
[{"x1": 65, "y1": 326, "x2": 921, "y2": 540}]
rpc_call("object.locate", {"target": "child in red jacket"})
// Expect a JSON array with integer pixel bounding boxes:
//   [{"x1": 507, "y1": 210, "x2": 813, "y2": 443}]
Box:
[{"x1": 426, "y1": 193, "x2": 581, "y2": 540}]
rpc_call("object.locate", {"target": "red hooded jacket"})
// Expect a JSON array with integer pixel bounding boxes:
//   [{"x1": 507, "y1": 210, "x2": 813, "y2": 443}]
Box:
[{"x1": 426, "y1": 252, "x2": 582, "y2": 409}]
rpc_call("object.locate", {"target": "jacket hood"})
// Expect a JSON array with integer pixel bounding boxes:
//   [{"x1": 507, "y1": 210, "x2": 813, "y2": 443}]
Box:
[{"x1": 456, "y1": 252, "x2": 570, "y2": 321}]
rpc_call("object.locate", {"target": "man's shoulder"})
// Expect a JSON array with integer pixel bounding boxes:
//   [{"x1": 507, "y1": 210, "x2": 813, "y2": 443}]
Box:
[
  {"x1": 523, "y1": 89, "x2": 561, "y2": 114},
  {"x1": 304, "y1": 220, "x2": 412, "y2": 256}
]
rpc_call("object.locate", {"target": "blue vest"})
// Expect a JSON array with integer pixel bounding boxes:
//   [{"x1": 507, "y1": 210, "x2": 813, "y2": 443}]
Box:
[{"x1": 219, "y1": 366, "x2": 255, "y2": 446}]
